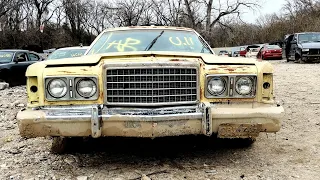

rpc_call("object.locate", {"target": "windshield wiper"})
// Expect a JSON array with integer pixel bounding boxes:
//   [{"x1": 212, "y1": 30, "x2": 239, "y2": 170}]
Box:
[{"x1": 145, "y1": 30, "x2": 164, "y2": 51}]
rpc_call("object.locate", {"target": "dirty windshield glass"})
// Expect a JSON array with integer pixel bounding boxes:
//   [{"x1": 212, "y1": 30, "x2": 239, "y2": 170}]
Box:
[
  {"x1": 86, "y1": 30, "x2": 212, "y2": 54},
  {"x1": 298, "y1": 33, "x2": 320, "y2": 43},
  {"x1": 47, "y1": 49, "x2": 87, "y2": 60},
  {"x1": 0, "y1": 52, "x2": 14, "y2": 63}
]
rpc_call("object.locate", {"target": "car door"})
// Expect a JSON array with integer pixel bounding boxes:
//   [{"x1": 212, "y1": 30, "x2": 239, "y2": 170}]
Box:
[
  {"x1": 289, "y1": 35, "x2": 298, "y2": 59},
  {"x1": 257, "y1": 46, "x2": 263, "y2": 59},
  {"x1": 11, "y1": 52, "x2": 31, "y2": 80}
]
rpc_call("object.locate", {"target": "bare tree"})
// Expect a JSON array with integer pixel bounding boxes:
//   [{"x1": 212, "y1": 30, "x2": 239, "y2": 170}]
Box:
[{"x1": 30, "y1": 0, "x2": 55, "y2": 28}]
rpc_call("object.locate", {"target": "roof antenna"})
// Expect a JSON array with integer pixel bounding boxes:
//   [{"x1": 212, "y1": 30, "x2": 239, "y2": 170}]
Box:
[{"x1": 79, "y1": 43, "x2": 83, "y2": 47}]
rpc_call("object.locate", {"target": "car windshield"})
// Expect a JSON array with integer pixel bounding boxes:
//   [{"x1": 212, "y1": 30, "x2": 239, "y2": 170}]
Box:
[
  {"x1": 0, "y1": 51, "x2": 14, "y2": 63},
  {"x1": 266, "y1": 45, "x2": 281, "y2": 49},
  {"x1": 298, "y1": 33, "x2": 320, "y2": 43},
  {"x1": 250, "y1": 48, "x2": 258, "y2": 52},
  {"x1": 86, "y1": 29, "x2": 212, "y2": 54},
  {"x1": 47, "y1": 48, "x2": 87, "y2": 60}
]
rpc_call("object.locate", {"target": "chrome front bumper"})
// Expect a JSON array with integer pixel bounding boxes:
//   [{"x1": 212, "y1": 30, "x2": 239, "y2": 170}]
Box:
[{"x1": 17, "y1": 103, "x2": 284, "y2": 138}]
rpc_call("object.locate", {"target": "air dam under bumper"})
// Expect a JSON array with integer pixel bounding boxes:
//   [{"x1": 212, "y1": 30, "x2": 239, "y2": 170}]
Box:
[{"x1": 17, "y1": 103, "x2": 284, "y2": 138}]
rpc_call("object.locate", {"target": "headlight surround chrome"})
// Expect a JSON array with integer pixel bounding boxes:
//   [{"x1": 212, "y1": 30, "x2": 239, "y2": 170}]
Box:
[
  {"x1": 235, "y1": 77, "x2": 253, "y2": 95},
  {"x1": 207, "y1": 77, "x2": 226, "y2": 95},
  {"x1": 47, "y1": 78, "x2": 68, "y2": 98},
  {"x1": 45, "y1": 76, "x2": 98, "y2": 101},
  {"x1": 205, "y1": 75, "x2": 256, "y2": 98},
  {"x1": 76, "y1": 78, "x2": 97, "y2": 98}
]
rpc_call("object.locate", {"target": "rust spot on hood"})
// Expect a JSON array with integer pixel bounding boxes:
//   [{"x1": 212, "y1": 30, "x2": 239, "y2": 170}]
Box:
[
  {"x1": 58, "y1": 71, "x2": 73, "y2": 74},
  {"x1": 170, "y1": 59, "x2": 187, "y2": 61},
  {"x1": 226, "y1": 68, "x2": 235, "y2": 71}
]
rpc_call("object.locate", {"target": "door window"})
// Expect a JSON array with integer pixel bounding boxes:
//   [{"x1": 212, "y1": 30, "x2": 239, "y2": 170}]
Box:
[
  {"x1": 15, "y1": 52, "x2": 28, "y2": 62},
  {"x1": 29, "y1": 53, "x2": 40, "y2": 61}
]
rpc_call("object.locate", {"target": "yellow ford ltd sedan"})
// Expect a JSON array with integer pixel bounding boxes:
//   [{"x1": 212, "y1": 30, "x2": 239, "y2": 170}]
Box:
[{"x1": 17, "y1": 26, "x2": 284, "y2": 153}]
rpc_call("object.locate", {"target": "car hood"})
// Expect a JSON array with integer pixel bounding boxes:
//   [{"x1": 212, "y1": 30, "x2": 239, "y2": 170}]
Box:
[
  {"x1": 41, "y1": 51, "x2": 257, "y2": 66},
  {"x1": 300, "y1": 42, "x2": 320, "y2": 49}
]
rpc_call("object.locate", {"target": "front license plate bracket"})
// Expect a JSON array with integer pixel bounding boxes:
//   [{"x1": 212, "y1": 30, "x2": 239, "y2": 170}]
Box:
[{"x1": 217, "y1": 123, "x2": 262, "y2": 138}]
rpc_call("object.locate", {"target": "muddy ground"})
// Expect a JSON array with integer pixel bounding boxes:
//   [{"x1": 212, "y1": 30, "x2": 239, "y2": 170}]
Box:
[{"x1": 0, "y1": 60, "x2": 319, "y2": 180}]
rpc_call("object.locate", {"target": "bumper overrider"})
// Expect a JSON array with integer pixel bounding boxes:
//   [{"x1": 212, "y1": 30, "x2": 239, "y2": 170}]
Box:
[{"x1": 17, "y1": 103, "x2": 284, "y2": 139}]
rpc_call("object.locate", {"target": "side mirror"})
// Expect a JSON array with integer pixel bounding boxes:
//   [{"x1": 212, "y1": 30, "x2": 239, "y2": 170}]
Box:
[{"x1": 13, "y1": 58, "x2": 19, "y2": 63}]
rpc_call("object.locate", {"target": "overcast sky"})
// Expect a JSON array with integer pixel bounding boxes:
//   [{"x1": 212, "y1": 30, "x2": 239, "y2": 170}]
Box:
[{"x1": 241, "y1": 0, "x2": 287, "y2": 23}]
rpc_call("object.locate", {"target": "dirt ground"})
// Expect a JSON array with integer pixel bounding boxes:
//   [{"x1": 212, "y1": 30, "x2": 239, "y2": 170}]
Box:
[{"x1": 0, "y1": 60, "x2": 319, "y2": 180}]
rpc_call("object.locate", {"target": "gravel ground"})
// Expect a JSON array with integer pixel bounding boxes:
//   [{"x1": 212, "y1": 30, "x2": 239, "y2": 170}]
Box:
[{"x1": 0, "y1": 60, "x2": 319, "y2": 180}]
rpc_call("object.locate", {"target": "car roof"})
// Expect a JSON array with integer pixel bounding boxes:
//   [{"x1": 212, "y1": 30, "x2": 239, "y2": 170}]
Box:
[
  {"x1": 295, "y1": 32, "x2": 320, "y2": 35},
  {"x1": 56, "y1": 46, "x2": 89, "y2": 50},
  {"x1": 0, "y1": 49, "x2": 29, "y2": 52},
  {"x1": 102, "y1": 26, "x2": 195, "y2": 33}
]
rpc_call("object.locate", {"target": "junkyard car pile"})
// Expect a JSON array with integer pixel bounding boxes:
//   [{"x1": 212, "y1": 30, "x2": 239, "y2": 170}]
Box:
[{"x1": 15, "y1": 26, "x2": 284, "y2": 153}]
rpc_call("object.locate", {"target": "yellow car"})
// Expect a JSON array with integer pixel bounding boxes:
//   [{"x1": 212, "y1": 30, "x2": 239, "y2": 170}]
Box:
[{"x1": 17, "y1": 26, "x2": 284, "y2": 153}]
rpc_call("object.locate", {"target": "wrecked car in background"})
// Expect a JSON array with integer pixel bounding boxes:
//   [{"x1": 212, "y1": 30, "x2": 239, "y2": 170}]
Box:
[
  {"x1": 16, "y1": 26, "x2": 284, "y2": 153},
  {"x1": 239, "y1": 45, "x2": 261, "y2": 57},
  {"x1": 0, "y1": 49, "x2": 44, "y2": 86},
  {"x1": 285, "y1": 32, "x2": 320, "y2": 63}
]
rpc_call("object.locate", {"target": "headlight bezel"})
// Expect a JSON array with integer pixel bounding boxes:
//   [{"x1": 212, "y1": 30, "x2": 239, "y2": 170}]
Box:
[
  {"x1": 45, "y1": 76, "x2": 99, "y2": 101},
  {"x1": 205, "y1": 74, "x2": 257, "y2": 98}
]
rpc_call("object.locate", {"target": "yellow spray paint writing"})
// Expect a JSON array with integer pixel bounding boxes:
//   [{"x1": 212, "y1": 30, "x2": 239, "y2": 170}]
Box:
[
  {"x1": 169, "y1": 37, "x2": 194, "y2": 46},
  {"x1": 106, "y1": 38, "x2": 141, "y2": 52}
]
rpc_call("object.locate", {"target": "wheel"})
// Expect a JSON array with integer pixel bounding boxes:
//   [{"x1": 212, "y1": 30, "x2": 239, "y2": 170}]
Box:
[
  {"x1": 51, "y1": 137, "x2": 68, "y2": 154},
  {"x1": 294, "y1": 55, "x2": 304, "y2": 63}
]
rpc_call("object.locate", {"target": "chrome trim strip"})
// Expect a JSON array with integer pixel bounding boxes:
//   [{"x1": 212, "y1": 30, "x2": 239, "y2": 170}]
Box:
[{"x1": 42, "y1": 105, "x2": 203, "y2": 121}]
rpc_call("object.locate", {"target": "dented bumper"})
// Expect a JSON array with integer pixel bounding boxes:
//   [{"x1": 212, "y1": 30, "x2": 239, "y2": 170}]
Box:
[{"x1": 17, "y1": 103, "x2": 284, "y2": 138}]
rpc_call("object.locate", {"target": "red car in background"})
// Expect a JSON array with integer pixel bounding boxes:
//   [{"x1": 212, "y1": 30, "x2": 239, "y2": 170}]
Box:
[{"x1": 257, "y1": 44, "x2": 283, "y2": 60}]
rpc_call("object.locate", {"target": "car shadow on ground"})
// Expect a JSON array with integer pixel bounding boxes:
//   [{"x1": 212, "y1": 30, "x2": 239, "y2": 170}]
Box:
[{"x1": 62, "y1": 135, "x2": 254, "y2": 160}]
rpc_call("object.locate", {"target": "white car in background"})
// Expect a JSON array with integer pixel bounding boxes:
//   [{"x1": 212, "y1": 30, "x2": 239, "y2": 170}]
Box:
[
  {"x1": 245, "y1": 48, "x2": 259, "y2": 58},
  {"x1": 46, "y1": 46, "x2": 89, "y2": 60}
]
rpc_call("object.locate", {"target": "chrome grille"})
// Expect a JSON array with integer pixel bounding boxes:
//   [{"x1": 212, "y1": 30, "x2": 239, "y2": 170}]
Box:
[{"x1": 106, "y1": 68, "x2": 198, "y2": 105}]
